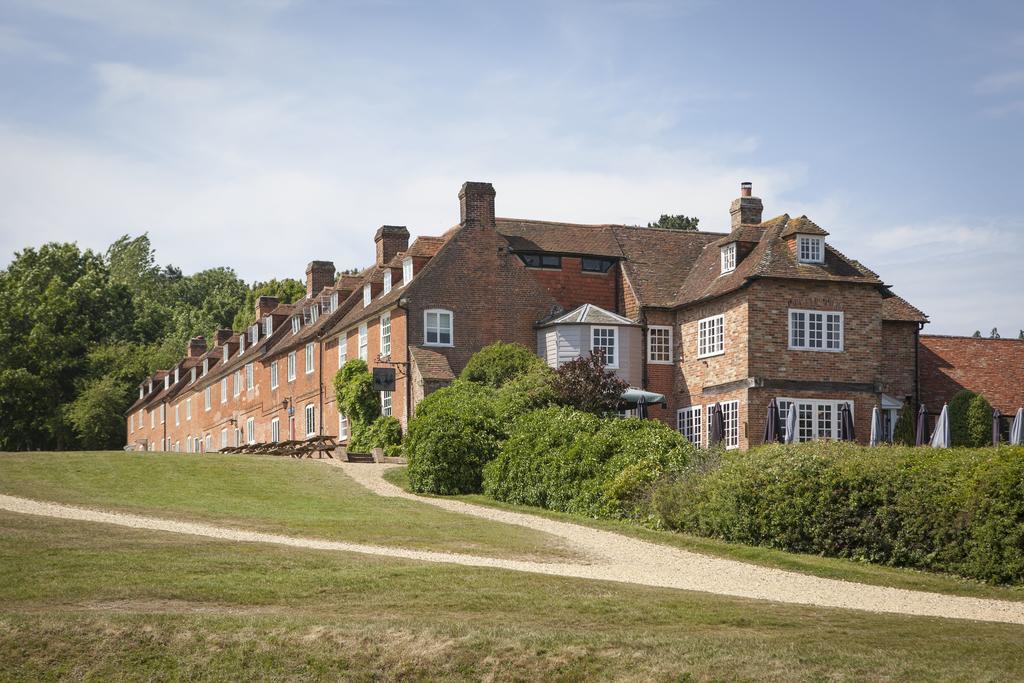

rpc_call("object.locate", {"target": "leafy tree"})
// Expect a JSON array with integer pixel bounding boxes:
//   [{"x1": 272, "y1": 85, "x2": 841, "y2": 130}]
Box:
[
  {"x1": 349, "y1": 415, "x2": 402, "y2": 453},
  {"x1": 972, "y1": 330, "x2": 982, "y2": 338},
  {"x1": 333, "y1": 359, "x2": 382, "y2": 451},
  {"x1": 990, "y1": 328, "x2": 1001, "y2": 339},
  {"x1": 551, "y1": 352, "x2": 628, "y2": 415},
  {"x1": 173, "y1": 267, "x2": 248, "y2": 330},
  {"x1": 948, "y1": 389, "x2": 977, "y2": 447},
  {"x1": 892, "y1": 400, "x2": 917, "y2": 446},
  {"x1": 231, "y1": 278, "x2": 306, "y2": 331},
  {"x1": 459, "y1": 341, "x2": 546, "y2": 388},
  {"x1": 965, "y1": 393, "x2": 995, "y2": 447},
  {"x1": 67, "y1": 374, "x2": 131, "y2": 450},
  {"x1": 1019, "y1": 330, "x2": 1024, "y2": 340},
  {"x1": 647, "y1": 214, "x2": 700, "y2": 231}
]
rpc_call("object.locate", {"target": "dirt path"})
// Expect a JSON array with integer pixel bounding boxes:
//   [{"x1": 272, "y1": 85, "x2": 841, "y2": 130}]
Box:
[{"x1": 3, "y1": 462, "x2": 1024, "y2": 625}]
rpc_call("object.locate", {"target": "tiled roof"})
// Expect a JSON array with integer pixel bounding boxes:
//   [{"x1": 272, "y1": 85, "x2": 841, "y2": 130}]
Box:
[
  {"x1": 495, "y1": 218, "x2": 624, "y2": 258},
  {"x1": 538, "y1": 303, "x2": 637, "y2": 327},
  {"x1": 780, "y1": 215, "x2": 830, "y2": 237},
  {"x1": 410, "y1": 346, "x2": 455, "y2": 381},
  {"x1": 611, "y1": 225, "x2": 722, "y2": 308},
  {"x1": 881, "y1": 294, "x2": 929, "y2": 323}
]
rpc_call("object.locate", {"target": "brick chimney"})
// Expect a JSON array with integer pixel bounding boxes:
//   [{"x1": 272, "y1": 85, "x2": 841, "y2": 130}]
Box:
[
  {"x1": 459, "y1": 181, "x2": 496, "y2": 227},
  {"x1": 214, "y1": 329, "x2": 232, "y2": 347},
  {"x1": 305, "y1": 261, "x2": 335, "y2": 298},
  {"x1": 374, "y1": 226, "x2": 410, "y2": 266},
  {"x1": 730, "y1": 181, "x2": 763, "y2": 229},
  {"x1": 255, "y1": 295, "x2": 279, "y2": 319},
  {"x1": 336, "y1": 273, "x2": 361, "y2": 299},
  {"x1": 187, "y1": 336, "x2": 207, "y2": 358}
]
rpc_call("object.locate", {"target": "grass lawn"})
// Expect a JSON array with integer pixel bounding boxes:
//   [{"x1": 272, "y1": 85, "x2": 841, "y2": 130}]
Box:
[
  {"x1": 3, "y1": 510, "x2": 1024, "y2": 681},
  {"x1": 384, "y1": 467, "x2": 1024, "y2": 603},
  {"x1": 0, "y1": 451, "x2": 577, "y2": 561}
]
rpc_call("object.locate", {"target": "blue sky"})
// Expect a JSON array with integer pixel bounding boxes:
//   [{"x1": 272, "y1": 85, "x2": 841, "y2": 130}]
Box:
[{"x1": 1, "y1": 0, "x2": 1021, "y2": 335}]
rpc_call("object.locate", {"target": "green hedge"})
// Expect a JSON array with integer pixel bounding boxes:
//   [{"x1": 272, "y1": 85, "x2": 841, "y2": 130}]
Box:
[
  {"x1": 653, "y1": 443, "x2": 1024, "y2": 583},
  {"x1": 459, "y1": 341, "x2": 547, "y2": 388},
  {"x1": 483, "y1": 407, "x2": 693, "y2": 521},
  {"x1": 349, "y1": 415, "x2": 402, "y2": 453}
]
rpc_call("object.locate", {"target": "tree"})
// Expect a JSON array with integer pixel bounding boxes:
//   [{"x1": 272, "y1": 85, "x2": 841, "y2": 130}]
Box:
[
  {"x1": 67, "y1": 374, "x2": 131, "y2": 450},
  {"x1": 990, "y1": 328, "x2": 1001, "y2": 339},
  {"x1": 460, "y1": 341, "x2": 546, "y2": 388},
  {"x1": 972, "y1": 330, "x2": 982, "y2": 338},
  {"x1": 333, "y1": 359, "x2": 382, "y2": 451},
  {"x1": 231, "y1": 278, "x2": 306, "y2": 331},
  {"x1": 948, "y1": 389, "x2": 977, "y2": 447},
  {"x1": 1019, "y1": 330, "x2": 1024, "y2": 340},
  {"x1": 892, "y1": 400, "x2": 917, "y2": 446},
  {"x1": 965, "y1": 393, "x2": 995, "y2": 447},
  {"x1": 551, "y1": 352, "x2": 628, "y2": 415},
  {"x1": 647, "y1": 214, "x2": 700, "y2": 231}
]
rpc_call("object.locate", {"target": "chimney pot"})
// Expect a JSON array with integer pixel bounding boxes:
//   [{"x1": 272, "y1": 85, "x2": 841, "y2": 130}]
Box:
[
  {"x1": 374, "y1": 225, "x2": 410, "y2": 266},
  {"x1": 187, "y1": 336, "x2": 207, "y2": 358},
  {"x1": 740, "y1": 181, "x2": 752, "y2": 197},
  {"x1": 730, "y1": 182, "x2": 763, "y2": 229},
  {"x1": 458, "y1": 181, "x2": 496, "y2": 227},
  {"x1": 255, "y1": 296, "x2": 279, "y2": 319},
  {"x1": 305, "y1": 261, "x2": 335, "y2": 298}
]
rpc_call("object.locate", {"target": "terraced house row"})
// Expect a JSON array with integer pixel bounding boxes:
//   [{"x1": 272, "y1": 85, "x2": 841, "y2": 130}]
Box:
[{"x1": 127, "y1": 179, "x2": 958, "y2": 452}]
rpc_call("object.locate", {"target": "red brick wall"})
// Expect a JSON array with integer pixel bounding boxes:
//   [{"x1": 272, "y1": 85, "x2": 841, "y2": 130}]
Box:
[
  {"x1": 525, "y1": 258, "x2": 618, "y2": 312},
  {"x1": 919, "y1": 335, "x2": 1024, "y2": 414},
  {"x1": 880, "y1": 321, "x2": 917, "y2": 402}
]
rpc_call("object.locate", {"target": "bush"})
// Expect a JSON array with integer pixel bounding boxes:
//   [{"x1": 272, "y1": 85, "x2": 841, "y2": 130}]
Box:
[
  {"x1": 459, "y1": 341, "x2": 546, "y2": 388},
  {"x1": 966, "y1": 393, "x2": 995, "y2": 447},
  {"x1": 892, "y1": 400, "x2": 916, "y2": 446},
  {"x1": 551, "y1": 353, "x2": 628, "y2": 415},
  {"x1": 406, "y1": 381, "x2": 503, "y2": 494},
  {"x1": 653, "y1": 442, "x2": 1024, "y2": 584},
  {"x1": 349, "y1": 415, "x2": 402, "y2": 453},
  {"x1": 333, "y1": 359, "x2": 380, "y2": 427},
  {"x1": 493, "y1": 363, "x2": 558, "y2": 424},
  {"x1": 483, "y1": 407, "x2": 693, "y2": 520},
  {"x1": 948, "y1": 389, "x2": 976, "y2": 447}
]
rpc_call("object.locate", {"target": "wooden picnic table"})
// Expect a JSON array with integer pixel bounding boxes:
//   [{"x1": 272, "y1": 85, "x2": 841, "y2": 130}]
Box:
[{"x1": 216, "y1": 436, "x2": 337, "y2": 459}]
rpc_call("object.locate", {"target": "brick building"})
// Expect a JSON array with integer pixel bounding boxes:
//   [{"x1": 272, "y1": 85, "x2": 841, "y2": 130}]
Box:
[{"x1": 127, "y1": 180, "x2": 940, "y2": 452}]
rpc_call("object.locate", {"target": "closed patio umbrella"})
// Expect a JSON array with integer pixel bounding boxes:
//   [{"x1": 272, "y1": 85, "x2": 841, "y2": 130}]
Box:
[
  {"x1": 915, "y1": 404, "x2": 929, "y2": 446},
  {"x1": 784, "y1": 405, "x2": 797, "y2": 444},
  {"x1": 636, "y1": 393, "x2": 648, "y2": 419},
  {"x1": 763, "y1": 398, "x2": 782, "y2": 444},
  {"x1": 869, "y1": 406, "x2": 882, "y2": 447},
  {"x1": 840, "y1": 402, "x2": 856, "y2": 442},
  {"x1": 1011, "y1": 408, "x2": 1024, "y2": 446},
  {"x1": 992, "y1": 408, "x2": 1002, "y2": 446},
  {"x1": 709, "y1": 402, "x2": 724, "y2": 447},
  {"x1": 930, "y1": 403, "x2": 951, "y2": 448}
]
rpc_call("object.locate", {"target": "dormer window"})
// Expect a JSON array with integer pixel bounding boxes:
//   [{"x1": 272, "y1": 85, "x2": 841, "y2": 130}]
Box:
[
  {"x1": 174, "y1": 368, "x2": 180, "y2": 383},
  {"x1": 330, "y1": 292, "x2": 339, "y2": 312},
  {"x1": 250, "y1": 324, "x2": 259, "y2": 344},
  {"x1": 263, "y1": 316, "x2": 273, "y2": 336},
  {"x1": 383, "y1": 270, "x2": 392, "y2": 294},
  {"x1": 239, "y1": 335, "x2": 245, "y2": 354},
  {"x1": 309, "y1": 305, "x2": 319, "y2": 324},
  {"x1": 720, "y1": 243, "x2": 737, "y2": 273},
  {"x1": 223, "y1": 345, "x2": 230, "y2": 363},
  {"x1": 202, "y1": 359, "x2": 209, "y2": 375},
  {"x1": 139, "y1": 386, "x2": 144, "y2": 399},
  {"x1": 291, "y1": 316, "x2": 301, "y2": 334},
  {"x1": 164, "y1": 376, "x2": 170, "y2": 390},
  {"x1": 519, "y1": 253, "x2": 561, "y2": 269},
  {"x1": 798, "y1": 236, "x2": 824, "y2": 263},
  {"x1": 190, "y1": 367, "x2": 196, "y2": 383},
  {"x1": 363, "y1": 283, "x2": 371, "y2": 307},
  {"x1": 402, "y1": 257, "x2": 413, "y2": 284}
]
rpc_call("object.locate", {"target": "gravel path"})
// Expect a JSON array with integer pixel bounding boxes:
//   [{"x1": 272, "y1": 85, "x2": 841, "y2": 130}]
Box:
[{"x1": 3, "y1": 461, "x2": 1024, "y2": 625}]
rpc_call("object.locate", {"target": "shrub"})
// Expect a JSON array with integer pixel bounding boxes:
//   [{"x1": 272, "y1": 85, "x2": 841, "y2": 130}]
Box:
[
  {"x1": 653, "y1": 442, "x2": 1024, "y2": 584},
  {"x1": 460, "y1": 341, "x2": 546, "y2": 388},
  {"x1": 551, "y1": 353, "x2": 628, "y2": 415},
  {"x1": 966, "y1": 393, "x2": 995, "y2": 447},
  {"x1": 948, "y1": 389, "x2": 976, "y2": 447},
  {"x1": 892, "y1": 400, "x2": 916, "y2": 446},
  {"x1": 349, "y1": 415, "x2": 402, "y2": 453},
  {"x1": 333, "y1": 359, "x2": 380, "y2": 427},
  {"x1": 405, "y1": 381, "x2": 503, "y2": 494},
  {"x1": 483, "y1": 406, "x2": 693, "y2": 520},
  {"x1": 493, "y1": 363, "x2": 558, "y2": 424}
]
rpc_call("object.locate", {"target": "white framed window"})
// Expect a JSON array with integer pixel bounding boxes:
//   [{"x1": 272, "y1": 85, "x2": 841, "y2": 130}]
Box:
[
  {"x1": 363, "y1": 283, "x2": 372, "y2": 307},
  {"x1": 185, "y1": 398, "x2": 191, "y2": 421},
  {"x1": 292, "y1": 316, "x2": 301, "y2": 334},
  {"x1": 130, "y1": 417, "x2": 134, "y2": 434},
  {"x1": 287, "y1": 351, "x2": 296, "y2": 381},
  {"x1": 330, "y1": 292, "x2": 339, "y2": 312},
  {"x1": 250, "y1": 324, "x2": 259, "y2": 345},
  {"x1": 244, "y1": 363, "x2": 254, "y2": 390},
  {"x1": 174, "y1": 403, "x2": 180, "y2": 426},
  {"x1": 220, "y1": 429, "x2": 227, "y2": 449},
  {"x1": 204, "y1": 387, "x2": 211, "y2": 411},
  {"x1": 190, "y1": 367, "x2": 196, "y2": 383},
  {"x1": 697, "y1": 314, "x2": 725, "y2": 358},
  {"x1": 246, "y1": 416, "x2": 255, "y2": 444},
  {"x1": 234, "y1": 428, "x2": 241, "y2": 447},
  {"x1": 220, "y1": 378, "x2": 227, "y2": 403},
  {"x1": 380, "y1": 312, "x2": 391, "y2": 356},
  {"x1": 202, "y1": 359, "x2": 209, "y2": 375},
  {"x1": 264, "y1": 316, "x2": 273, "y2": 336},
  {"x1": 591, "y1": 326, "x2": 618, "y2": 368},
  {"x1": 138, "y1": 411, "x2": 143, "y2": 429},
  {"x1": 789, "y1": 309, "x2": 844, "y2": 352},
  {"x1": 778, "y1": 398, "x2": 852, "y2": 442},
  {"x1": 223, "y1": 345, "x2": 229, "y2": 364},
  {"x1": 186, "y1": 436, "x2": 192, "y2": 453},
  {"x1": 271, "y1": 417, "x2": 280, "y2": 443},
  {"x1": 798, "y1": 236, "x2": 824, "y2": 263},
  {"x1": 383, "y1": 270, "x2": 392, "y2": 294},
  {"x1": 174, "y1": 441, "x2": 180, "y2": 452},
  {"x1": 381, "y1": 390, "x2": 392, "y2": 417},
  {"x1": 358, "y1": 323, "x2": 368, "y2": 360},
  {"x1": 720, "y1": 243, "x2": 737, "y2": 273},
  {"x1": 305, "y1": 342, "x2": 315, "y2": 374},
  {"x1": 205, "y1": 434, "x2": 212, "y2": 451},
  {"x1": 233, "y1": 371, "x2": 241, "y2": 397},
  {"x1": 309, "y1": 305, "x2": 319, "y2": 325},
  {"x1": 402, "y1": 257, "x2": 413, "y2": 284},
  {"x1": 160, "y1": 404, "x2": 165, "y2": 424},
  {"x1": 708, "y1": 400, "x2": 740, "y2": 449},
  {"x1": 338, "y1": 334, "x2": 347, "y2": 366},
  {"x1": 339, "y1": 413, "x2": 348, "y2": 440},
  {"x1": 424, "y1": 309, "x2": 453, "y2": 347},
  {"x1": 677, "y1": 406, "x2": 703, "y2": 447},
  {"x1": 238, "y1": 336, "x2": 245, "y2": 354},
  {"x1": 647, "y1": 326, "x2": 672, "y2": 364},
  {"x1": 270, "y1": 361, "x2": 279, "y2": 390},
  {"x1": 304, "y1": 404, "x2": 316, "y2": 437}
]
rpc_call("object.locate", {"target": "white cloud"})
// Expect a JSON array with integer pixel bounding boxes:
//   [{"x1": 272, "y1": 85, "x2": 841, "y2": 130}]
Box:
[
  {"x1": 975, "y1": 69, "x2": 1024, "y2": 95},
  {"x1": 866, "y1": 223, "x2": 1003, "y2": 251},
  {"x1": 0, "y1": 24, "x2": 67, "y2": 63}
]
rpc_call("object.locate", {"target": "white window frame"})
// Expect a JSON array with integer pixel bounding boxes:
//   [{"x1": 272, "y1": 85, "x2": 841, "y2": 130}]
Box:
[
  {"x1": 159, "y1": 404, "x2": 165, "y2": 424},
  {"x1": 363, "y1": 283, "x2": 372, "y2": 307},
  {"x1": 309, "y1": 305, "x2": 319, "y2": 325},
  {"x1": 424, "y1": 309, "x2": 453, "y2": 347},
  {"x1": 271, "y1": 417, "x2": 280, "y2": 443},
  {"x1": 330, "y1": 292, "x2": 339, "y2": 312},
  {"x1": 204, "y1": 387, "x2": 211, "y2": 411},
  {"x1": 287, "y1": 352, "x2": 296, "y2": 381},
  {"x1": 720, "y1": 243, "x2": 737, "y2": 273},
  {"x1": 205, "y1": 434, "x2": 212, "y2": 451},
  {"x1": 305, "y1": 342, "x2": 315, "y2": 374},
  {"x1": 264, "y1": 316, "x2": 273, "y2": 336},
  {"x1": 381, "y1": 390, "x2": 392, "y2": 417},
  {"x1": 380, "y1": 312, "x2": 391, "y2": 356},
  {"x1": 358, "y1": 323, "x2": 368, "y2": 360},
  {"x1": 697, "y1": 314, "x2": 725, "y2": 359},
  {"x1": 185, "y1": 398, "x2": 191, "y2": 421},
  {"x1": 245, "y1": 362, "x2": 254, "y2": 391},
  {"x1": 798, "y1": 235, "x2": 824, "y2": 263},
  {"x1": 304, "y1": 404, "x2": 316, "y2": 437},
  {"x1": 220, "y1": 377, "x2": 227, "y2": 404},
  {"x1": 383, "y1": 270, "x2": 392, "y2": 294},
  {"x1": 676, "y1": 405, "x2": 703, "y2": 447},
  {"x1": 233, "y1": 371, "x2": 241, "y2": 397},
  {"x1": 220, "y1": 429, "x2": 227, "y2": 449},
  {"x1": 246, "y1": 416, "x2": 255, "y2": 444},
  {"x1": 590, "y1": 325, "x2": 618, "y2": 368},
  {"x1": 339, "y1": 412, "x2": 348, "y2": 440},
  {"x1": 647, "y1": 326, "x2": 673, "y2": 364},
  {"x1": 270, "y1": 361, "x2": 279, "y2": 390},
  {"x1": 174, "y1": 403, "x2": 180, "y2": 426},
  {"x1": 402, "y1": 257, "x2": 413, "y2": 285},
  {"x1": 292, "y1": 316, "x2": 301, "y2": 334},
  {"x1": 788, "y1": 309, "x2": 844, "y2": 352},
  {"x1": 338, "y1": 334, "x2": 347, "y2": 366},
  {"x1": 777, "y1": 398, "x2": 852, "y2": 443},
  {"x1": 706, "y1": 400, "x2": 740, "y2": 450}
]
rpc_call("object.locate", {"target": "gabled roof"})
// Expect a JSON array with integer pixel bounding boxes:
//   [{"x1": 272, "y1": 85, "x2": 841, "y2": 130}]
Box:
[
  {"x1": 611, "y1": 225, "x2": 722, "y2": 308},
  {"x1": 496, "y1": 218, "x2": 624, "y2": 258},
  {"x1": 881, "y1": 294, "x2": 929, "y2": 323},
  {"x1": 538, "y1": 303, "x2": 637, "y2": 327},
  {"x1": 780, "y1": 215, "x2": 830, "y2": 238},
  {"x1": 409, "y1": 346, "x2": 455, "y2": 381}
]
